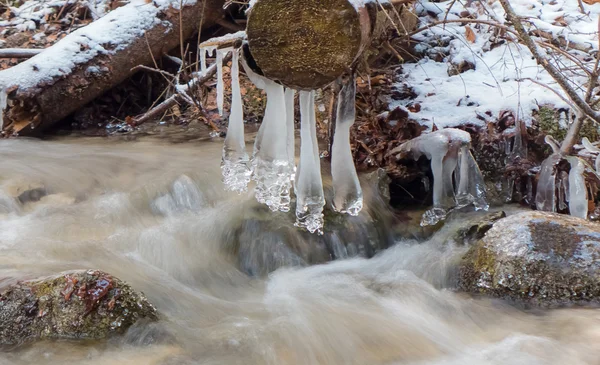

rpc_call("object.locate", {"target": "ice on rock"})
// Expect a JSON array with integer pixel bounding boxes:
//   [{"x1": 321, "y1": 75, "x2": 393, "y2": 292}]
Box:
[
  {"x1": 221, "y1": 48, "x2": 252, "y2": 193},
  {"x1": 241, "y1": 57, "x2": 294, "y2": 212},
  {"x1": 390, "y1": 128, "x2": 487, "y2": 226},
  {"x1": 567, "y1": 156, "x2": 588, "y2": 219},
  {"x1": 295, "y1": 91, "x2": 325, "y2": 234},
  {"x1": 535, "y1": 153, "x2": 561, "y2": 212},
  {"x1": 331, "y1": 75, "x2": 363, "y2": 216}
]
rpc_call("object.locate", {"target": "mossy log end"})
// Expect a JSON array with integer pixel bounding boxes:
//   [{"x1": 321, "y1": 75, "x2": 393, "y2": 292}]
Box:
[{"x1": 247, "y1": 0, "x2": 376, "y2": 90}]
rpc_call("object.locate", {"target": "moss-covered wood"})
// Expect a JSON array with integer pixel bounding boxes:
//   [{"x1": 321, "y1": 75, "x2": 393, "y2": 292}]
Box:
[{"x1": 247, "y1": 0, "x2": 374, "y2": 90}]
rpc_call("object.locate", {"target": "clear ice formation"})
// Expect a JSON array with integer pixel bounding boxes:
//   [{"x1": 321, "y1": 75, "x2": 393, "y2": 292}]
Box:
[
  {"x1": 0, "y1": 87, "x2": 6, "y2": 131},
  {"x1": 331, "y1": 76, "x2": 363, "y2": 216},
  {"x1": 582, "y1": 137, "x2": 600, "y2": 174},
  {"x1": 566, "y1": 156, "x2": 588, "y2": 219},
  {"x1": 391, "y1": 128, "x2": 488, "y2": 226},
  {"x1": 241, "y1": 57, "x2": 294, "y2": 212},
  {"x1": 295, "y1": 91, "x2": 325, "y2": 234},
  {"x1": 221, "y1": 48, "x2": 252, "y2": 193},
  {"x1": 285, "y1": 88, "x2": 296, "y2": 180},
  {"x1": 535, "y1": 153, "x2": 561, "y2": 212},
  {"x1": 216, "y1": 49, "x2": 229, "y2": 116}
]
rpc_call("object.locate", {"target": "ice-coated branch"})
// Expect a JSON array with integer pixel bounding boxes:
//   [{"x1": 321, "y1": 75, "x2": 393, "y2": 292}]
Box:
[{"x1": 331, "y1": 75, "x2": 363, "y2": 216}]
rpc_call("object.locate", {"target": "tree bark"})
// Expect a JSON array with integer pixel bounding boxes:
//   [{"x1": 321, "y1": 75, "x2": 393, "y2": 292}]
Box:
[
  {"x1": 0, "y1": 0, "x2": 224, "y2": 136},
  {"x1": 246, "y1": 0, "x2": 378, "y2": 90}
]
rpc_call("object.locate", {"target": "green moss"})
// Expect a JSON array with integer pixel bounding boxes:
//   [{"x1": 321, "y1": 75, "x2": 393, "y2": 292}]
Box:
[
  {"x1": 537, "y1": 105, "x2": 600, "y2": 146},
  {"x1": 247, "y1": 0, "x2": 364, "y2": 89}
]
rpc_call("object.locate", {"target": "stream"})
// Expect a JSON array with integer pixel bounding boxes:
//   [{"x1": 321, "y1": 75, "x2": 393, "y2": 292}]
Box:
[{"x1": 1, "y1": 136, "x2": 600, "y2": 365}]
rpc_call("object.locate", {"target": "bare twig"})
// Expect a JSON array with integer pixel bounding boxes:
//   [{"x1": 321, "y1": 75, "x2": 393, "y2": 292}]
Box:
[
  {"x1": 498, "y1": 0, "x2": 600, "y2": 154},
  {"x1": 132, "y1": 52, "x2": 232, "y2": 126},
  {"x1": 0, "y1": 48, "x2": 43, "y2": 58}
]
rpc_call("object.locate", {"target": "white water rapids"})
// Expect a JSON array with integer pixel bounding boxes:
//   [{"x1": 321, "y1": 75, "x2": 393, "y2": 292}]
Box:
[{"x1": 0, "y1": 137, "x2": 600, "y2": 364}]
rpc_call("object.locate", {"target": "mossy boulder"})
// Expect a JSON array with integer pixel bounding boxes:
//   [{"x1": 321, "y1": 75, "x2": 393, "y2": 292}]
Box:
[
  {"x1": 0, "y1": 270, "x2": 157, "y2": 347},
  {"x1": 459, "y1": 211, "x2": 600, "y2": 306}
]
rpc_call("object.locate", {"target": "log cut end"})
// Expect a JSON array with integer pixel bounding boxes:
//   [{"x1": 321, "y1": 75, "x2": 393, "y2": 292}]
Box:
[{"x1": 247, "y1": 0, "x2": 368, "y2": 90}]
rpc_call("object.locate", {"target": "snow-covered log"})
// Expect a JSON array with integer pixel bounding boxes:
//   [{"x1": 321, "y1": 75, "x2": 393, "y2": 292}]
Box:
[
  {"x1": 0, "y1": 0, "x2": 224, "y2": 136},
  {"x1": 246, "y1": 0, "x2": 380, "y2": 90}
]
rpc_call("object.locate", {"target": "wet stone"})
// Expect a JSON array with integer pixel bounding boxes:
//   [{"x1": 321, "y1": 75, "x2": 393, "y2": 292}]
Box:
[
  {"x1": 459, "y1": 211, "x2": 600, "y2": 307},
  {"x1": 0, "y1": 270, "x2": 158, "y2": 348}
]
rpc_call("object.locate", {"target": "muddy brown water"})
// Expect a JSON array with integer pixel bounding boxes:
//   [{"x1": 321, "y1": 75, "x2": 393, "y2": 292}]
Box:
[{"x1": 1, "y1": 136, "x2": 600, "y2": 365}]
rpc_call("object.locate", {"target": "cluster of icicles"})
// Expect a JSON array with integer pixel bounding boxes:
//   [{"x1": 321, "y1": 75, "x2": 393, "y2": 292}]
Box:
[
  {"x1": 206, "y1": 45, "x2": 362, "y2": 234},
  {"x1": 535, "y1": 136, "x2": 600, "y2": 220},
  {"x1": 389, "y1": 128, "x2": 489, "y2": 226}
]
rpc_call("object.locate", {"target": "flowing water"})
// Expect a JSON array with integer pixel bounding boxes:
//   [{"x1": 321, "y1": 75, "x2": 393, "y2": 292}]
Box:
[{"x1": 1, "y1": 136, "x2": 600, "y2": 365}]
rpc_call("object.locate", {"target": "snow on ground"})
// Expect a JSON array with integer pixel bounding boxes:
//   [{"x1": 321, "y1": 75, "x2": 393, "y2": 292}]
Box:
[{"x1": 394, "y1": 0, "x2": 600, "y2": 130}]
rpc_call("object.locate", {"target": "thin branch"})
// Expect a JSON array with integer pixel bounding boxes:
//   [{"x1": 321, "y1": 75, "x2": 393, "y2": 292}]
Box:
[
  {"x1": 132, "y1": 52, "x2": 232, "y2": 126},
  {"x1": 0, "y1": 48, "x2": 43, "y2": 58},
  {"x1": 498, "y1": 0, "x2": 600, "y2": 155}
]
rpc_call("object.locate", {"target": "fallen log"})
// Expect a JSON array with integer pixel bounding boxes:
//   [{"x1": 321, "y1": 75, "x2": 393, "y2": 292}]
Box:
[
  {"x1": 246, "y1": 0, "x2": 378, "y2": 90},
  {"x1": 0, "y1": 0, "x2": 224, "y2": 136}
]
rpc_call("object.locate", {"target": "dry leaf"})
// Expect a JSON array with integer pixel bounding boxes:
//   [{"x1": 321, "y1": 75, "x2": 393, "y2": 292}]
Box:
[
  {"x1": 583, "y1": 0, "x2": 600, "y2": 4},
  {"x1": 465, "y1": 26, "x2": 476, "y2": 43}
]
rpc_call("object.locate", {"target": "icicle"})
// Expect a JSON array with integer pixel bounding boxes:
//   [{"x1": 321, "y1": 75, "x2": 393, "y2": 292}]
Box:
[
  {"x1": 0, "y1": 87, "x2": 6, "y2": 131},
  {"x1": 545, "y1": 135, "x2": 561, "y2": 154},
  {"x1": 216, "y1": 49, "x2": 230, "y2": 116},
  {"x1": 389, "y1": 128, "x2": 487, "y2": 226},
  {"x1": 558, "y1": 171, "x2": 569, "y2": 211},
  {"x1": 510, "y1": 119, "x2": 527, "y2": 159},
  {"x1": 455, "y1": 146, "x2": 489, "y2": 211},
  {"x1": 567, "y1": 156, "x2": 588, "y2": 219},
  {"x1": 240, "y1": 58, "x2": 293, "y2": 212},
  {"x1": 285, "y1": 88, "x2": 296, "y2": 181},
  {"x1": 331, "y1": 75, "x2": 363, "y2": 216},
  {"x1": 295, "y1": 91, "x2": 325, "y2": 234},
  {"x1": 200, "y1": 50, "x2": 207, "y2": 75},
  {"x1": 221, "y1": 48, "x2": 251, "y2": 193},
  {"x1": 582, "y1": 137, "x2": 600, "y2": 174},
  {"x1": 535, "y1": 154, "x2": 561, "y2": 212}
]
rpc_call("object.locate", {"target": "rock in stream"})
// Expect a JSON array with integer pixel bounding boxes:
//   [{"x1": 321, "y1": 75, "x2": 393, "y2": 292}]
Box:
[
  {"x1": 460, "y1": 211, "x2": 600, "y2": 306},
  {"x1": 0, "y1": 270, "x2": 158, "y2": 347}
]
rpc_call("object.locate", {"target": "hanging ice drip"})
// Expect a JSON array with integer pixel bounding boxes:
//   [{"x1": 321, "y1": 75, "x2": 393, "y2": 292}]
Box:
[
  {"x1": 201, "y1": 32, "x2": 364, "y2": 234},
  {"x1": 241, "y1": 58, "x2": 295, "y2": 213},
  {"x1": 220, "y1": 47, "x2": 252, "y2": 193},
  {"x1": 331, "y1": 75, "x2": 363, "y2": 216}
]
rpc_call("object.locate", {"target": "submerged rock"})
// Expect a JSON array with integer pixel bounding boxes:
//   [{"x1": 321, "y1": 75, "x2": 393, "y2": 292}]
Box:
[
  {"x1": 0, "y1": 270, "x2": 157, "y2": 347},
  {"x1": 459, "y1": 211, "x2": 600, "y2": 306}
]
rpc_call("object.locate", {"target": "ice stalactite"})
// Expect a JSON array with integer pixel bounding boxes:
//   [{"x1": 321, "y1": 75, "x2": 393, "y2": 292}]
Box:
[
  {"x1": 221, "y1": 48, "x2": 252, "y2": 193},
  {"x1": 216, "y1": 49, "x2": 230, "y2": 116},
  {"x1": 285, "y1": 88, "x2": 296, "y2": 181},
  {"x1": 566, "y1": 156, "x2": 588, "y2": 219},
  {"x1": 582, "y1": 137, "x2": 600, "y2": 174},
  {"x1": 200, "y1": 51, "x2": 207, "y2": 75},
  {"x1": 390, "y1": 128, "x2": 488, "y2": 226},
  {"x1": 241, "y1": 58, "x2": 294, "y2": 212},
  {"x1": 0, "y1": 87, "x2": 6, "y2": 131},
  {"x1": 331, "y1": 75, "x2": 362, "y2": 216},
  {"x1": 456, "y1": 145, "x2": 489, "y2": 211},
  {"x1": 295, "y1": 91, "x2": 325, "y2": 234},
  {"x1": 535, "y1": 154, "x2": 561, "y2": 212}
]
